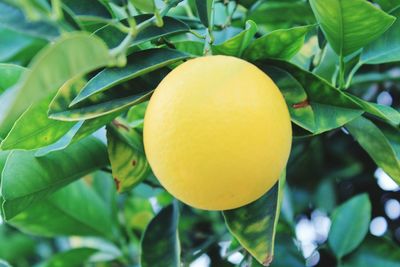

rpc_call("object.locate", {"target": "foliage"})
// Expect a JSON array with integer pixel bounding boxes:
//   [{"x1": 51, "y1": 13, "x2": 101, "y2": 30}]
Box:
[{"x1": 0, "y1": 0, "x2": 399, "y2": 266}]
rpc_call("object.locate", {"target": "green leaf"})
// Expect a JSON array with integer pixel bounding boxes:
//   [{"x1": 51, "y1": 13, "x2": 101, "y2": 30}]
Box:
[
  {"x1": 140, "y1": 203, "x2": 180, "y2": 267},
  {"x1": 328, "y1": 194, "x2": 371, "y2": 259},
  {"x1": 212, "y1": 21, "x2": 257, "y2": 57},
  {"x1": 0, "y1": 1, "x2": 59, "y2": 40},
  {"x1": 268, "y1": 233, "x2": 304, "y2": 267},
  {"x1": 258, "y1": 60, "x2": 363, "y2": 134},
  {"x1": 345, "y1": 116, "x2": 400, "y2": 183},
  {"x1": 173, "y1": 41, "x2": 204, "y2": 56},
  {"x1": 374, "y1": 0, "x2": 400, "y2": 12},
  {"x1": 106, "y1": 121, "x2": 151, "y2": 192},
  {"x1": 130, "y1": 0, "x2": 156, "y2": 12},
  {"x1": 71, "y1": 48, "x2": 190, "y2": 105},
  {"x1": 36, "y1": 248, "x2": 98, "y2": 267},
  {"x1": 223, "y1": 173, "x2": 285, "y2": 266},
  {"x1": 360, "y1": 7, "x2": 400, "y2": 64},
  {"x1": 0, "y1": 64, "x2": 25, "y2": 93},
  {"x1": 0, "y1": 96, "x2": 76, "y2": 150},
  {"x1": 247, "y1": 0, "x2": 315, "y2": 27},
  {"x1": 0, "y1": 27, "x2": 46, "y2": 62},
  {"x1": 124, "y1": 196, "x2": 154, "y2": 231},
  {"x1": 1, "y1": 137, "x2": 108, "y2": 220},
  {"x1": 8, "y1": 179, "x2": 113, "y2": 237},
  {"x1": 48, "y1": 75, "x2": 153, "y2": 121},
  {"x1": 62, "y1": 0, "x2": 112, "y2": 20},
  {"x1": 195, "y1": 0, "x2": 214, "y2": 28},
  {"x1": 0, "y1": 32, "x2": 113, "y2": 137},
  {"x1": 309, "y1": 0, "x2": 395, "y2": 56},
  {"x1": 0, "y1": 226, "x2": 35, "y2": 263},
  {"x1": 244, "y1": 25, "x2": 314, "y2": 61},
  {"x1": 341, "y1": 237, "x2": 400, "y2": 267},
  {"x1": 347, "y1": 94, "x2": 400, "y2": 125},
  {"x1": 95, "y1": 15, "x2": 189, "y2": 48}
]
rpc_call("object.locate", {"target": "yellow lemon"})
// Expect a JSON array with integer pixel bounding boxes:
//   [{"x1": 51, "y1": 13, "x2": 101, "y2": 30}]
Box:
[{"x1": 143, "y1": 56, "x2": 292, "y2": 210}]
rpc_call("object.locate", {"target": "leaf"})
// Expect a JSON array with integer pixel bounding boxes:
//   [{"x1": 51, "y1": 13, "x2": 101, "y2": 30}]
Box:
[
  {"x1": 173, "y1": 41, "x2": 204, "y2": 56},
  {"x1": 0, "y1": 1, "x2": 59, "y2": 40},
  {"x1": 247, "y1": 0, "x2": 315, "y2": 27},
  {"x1": 309, "y1": 0, "x2": 395, "y2": 56},
  {"x1": 1, "y1": 137, "x2": 108, "y2": 220},
  {"x1": 8, "y1": 179, "x2": 113, "y2": 237},
  {"x1": 48, "y1": 75, "x2": 154, "y2": 121},
  {"x1": 212, "y1": 21, "x2": 257, "y2": 57},
  {"x1": 140, "y1": 203, "x2": 180, "y2": 267},
  {"x1": 244, "y1": 25, "x2": 314, "y2": 61},
  {"x1": 328, "y1": 194, "x2": 371, "y2": 259},
  {"x1": 345, "y1": 116, "x2": 400, "y2": 183},
  {"x1": 340, "y1": 237, "x2": 400, "y2": 267},
  {"x1": 0, "y1": 96, "x2": 76, "y2": 150},
  {"x1": 71, "y1": 48, "x2": 190, "y2": 105},
  {"x1": 95, "y1": 15, "x2": 189, "y2": 48},
  {"x1": 222, "y1": 173, "x2": 285, "y2": 266},
  {"x1": 347, "y1": 94, "x2": 400, "y2": 125},
  {"x1": 360, "y1": 7, "x2": 400, "y2": 64},
  {"x1": 36, "y1": 248, "x2": 98, "y2": 267},
  {"x1": 0, "y1": 32, "x2": 113, "y2": 137},
  {"x1": 124, "y1": 197, "x2": 154, "y2": 232},
  {"x1": 62, "y1": 0, "x2": 112, "y2": 20},
  {"x1": 374, "y1": 0, "x2": 400, "y2": 12},
  {"x1": 0, "y1": 27, "x2": 46, "y2": 62},
  {"x1": 195, "y1": 0, "x2": 214, "y2": 28},
  {"x1": 106, "y1": 121, "x2": 151, "y2": 193},
  {"x1": 130, "y1": 0, "x2": 156, "y2": 12},
  {"x1": 0, "y1": 64, "x2": 25, "y2": 93},
  {"x1": 268, "y1": 233, "x2": 304, "y2": 267},
  {"x1": 258, "y1": 60, "x2": 363, "y2": 134}
]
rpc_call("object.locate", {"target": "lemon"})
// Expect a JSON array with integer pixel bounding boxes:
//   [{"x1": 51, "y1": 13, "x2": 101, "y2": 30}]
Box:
[{"x1": 143, "y1": 56, "x2": 292, "y2": 210}]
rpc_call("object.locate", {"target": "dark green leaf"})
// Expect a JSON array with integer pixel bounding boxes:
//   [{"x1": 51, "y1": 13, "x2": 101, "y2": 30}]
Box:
[
  {"x1": 71, "y1": 48, "x2": 190, "y2": 105},
  {"x1": 269, "y1": 233, "x2": 304, "y2": 267},
  {"x1": 212, "y1": 21, "x2": 257, "y2": 57},
  {"x1": 62, "y1": 0, "x2": 111, "y2": 20},
  {"x1": 374, "y1": 0, "x2": 400, "y2": 12},
  {"x1": 36, "y1": 248, "x2": 98, "y2": 267},
  {"x1": 0, "y1": 1, "x2": 59, "y2": 40},
  {"x1": 8, "y1": 179, "x2": 113, "y2": 237},
  {"x1": 0, "y1": 32, "x2": 113, "y2": 137},
  {"x1": 346, "y1": 116, "x2": 400, "y2": 183},
  {"x1": 360, "y1": 7, "x2": 400, "y2": 64},
  {"x1": 140, "y1": 203, "x2": 180, "y2": 267},
  {"x1": 223, "y1": 174, "x2": 285, "y2": 266},
  {"x1": 258, "y1": 60, "x2": 363, "y2": 134},
  {"x1": 244, "y1": 25, "x2": 314, "y2": 61},
  {"x1": 341, "y1": 237, "x2": 400, "y2": 267},
  {"x1": 309, "y1": 0, "x2": 395, "y2": 56},
  {"x1": 1, "y1": 137, "x2": 108, "y2": 220},
  {"x1": 195, "y1": 0, "x2": 214, "y2": 28},
  {"x1": 328, "y1": 194, "x2": 371, "y2": 258},
  {"x1": 95, "y1": 15, "x2": 189, "y2": 48}
]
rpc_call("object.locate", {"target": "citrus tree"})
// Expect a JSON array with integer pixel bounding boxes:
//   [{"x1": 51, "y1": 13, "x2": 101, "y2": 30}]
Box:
[{"x1": 0, "y1": 0, "x2": 400, "y2": 266}]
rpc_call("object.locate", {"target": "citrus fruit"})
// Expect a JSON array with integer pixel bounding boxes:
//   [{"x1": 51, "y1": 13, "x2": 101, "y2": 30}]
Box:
[{"x1": 143, "y1": 55, "x2": 292, "y2": 210}]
